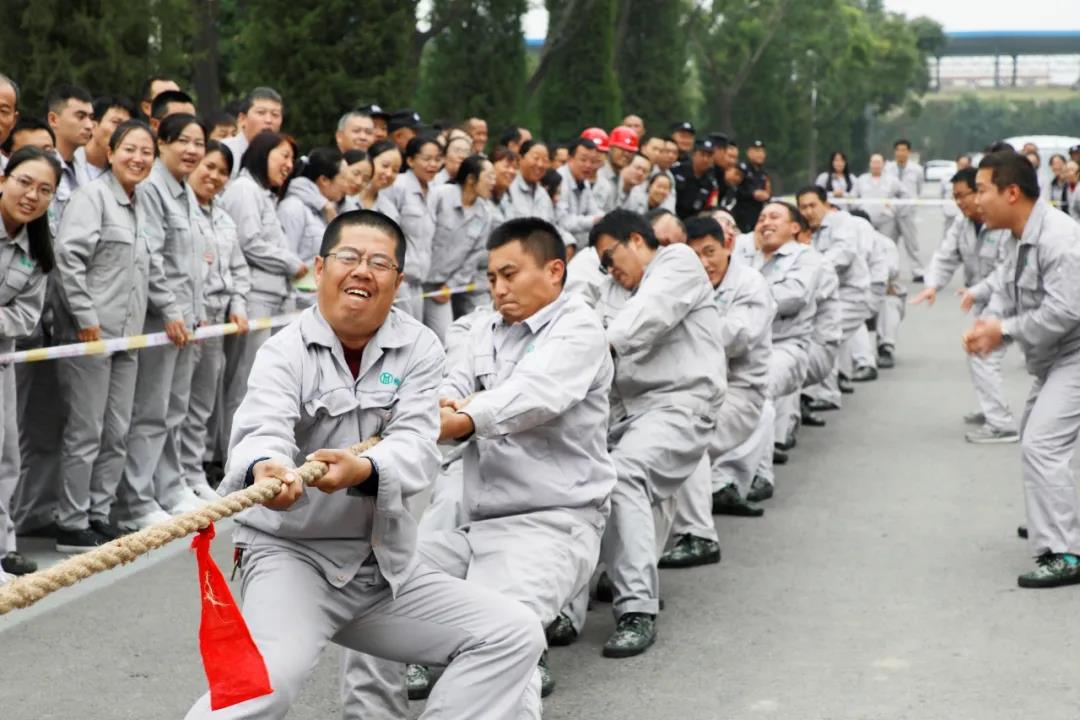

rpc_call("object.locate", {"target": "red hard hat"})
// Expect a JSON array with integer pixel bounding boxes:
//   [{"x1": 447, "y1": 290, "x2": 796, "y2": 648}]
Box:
[
  {"x1": 580, "y1": 127, "x2": 610, "y2": 153},
  {"x1": 609, "y1": 126, "x2": 639, "y2": 153}
]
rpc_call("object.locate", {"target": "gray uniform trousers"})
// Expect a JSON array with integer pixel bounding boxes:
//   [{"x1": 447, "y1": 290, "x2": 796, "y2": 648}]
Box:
[
  {"x1": 178, "y1": 335, "x2": 226, "y2": 490},
  {"x1": 422, "y1": 284, "x2": 454, "y2": 346},
  {"x1": 714, "y1": 400, "x2": 776, "y2": 496},
  {"x1": 0, "y1": 363, "x2": 19, "y2": 553},
  {"x1": 221, "y1": 294, "x2": 288, "y2": 450},
  {"x1": 768, "y1": 340, "x2": 813, "y2": 459},
  {"x1": 11, "y1": 329, "x2": 64, "y2": 532},
  {"x1": 895, "y1": 212, "x2": 923, "y2": 276},
  {"x1": 670, "y1": 386, "x2": 766, "y2": 541},
  {"x1": 967, "y1": 308, "x2": 1016, "y2": 432},
  {"x1": 184, "y1": 544, "x2": 545, "y2": 720},
  {"x1": 600, "y1": 407, "x2": 713, "y2": 619},
  {"x1": 53, "y1": 351, "x2": 139, "y2": 529},
  {"x1": 782, "y1": 340, "x2": 841, "y2": 438},
  {"x1": 116, "y1": 317, "x2": 197, "y2": 517},
  {"x1": 851, "y1": 293, "x2": 906, "y2": 368},
  {"x1": 1020, "y1": 349, "x2": 1080, "y2": 557},
  {"x1": 395, "y1": 277, "x2": 424, "y2": 322}
]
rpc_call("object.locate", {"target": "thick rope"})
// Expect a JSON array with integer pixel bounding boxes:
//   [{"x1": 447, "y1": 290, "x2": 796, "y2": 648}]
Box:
[{"x1": 0, "y1": 437, "x2": 380, "y2": 616}]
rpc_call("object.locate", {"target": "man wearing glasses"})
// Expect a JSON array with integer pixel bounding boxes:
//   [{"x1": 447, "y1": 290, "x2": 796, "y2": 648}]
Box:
[
  {"x1": 588, "y1": 209, "x2": 725, "y2": 658},
  {"x1": 185, "y1": 210, "x2": 544, "y2": 719}
]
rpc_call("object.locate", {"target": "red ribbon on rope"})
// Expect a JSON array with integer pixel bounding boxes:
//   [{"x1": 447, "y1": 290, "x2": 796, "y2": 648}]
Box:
[{"x1": 191, "y1": 524, "x2": 273, "y2": 710}]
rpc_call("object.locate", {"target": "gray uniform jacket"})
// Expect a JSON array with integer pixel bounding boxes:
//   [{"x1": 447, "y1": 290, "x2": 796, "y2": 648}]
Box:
[
  {"x1": 714, "y1": 260, "x2": 774, "y2": 392},
  {"x1": 848, "y1": 214, "x2": 889, "y2": 292},
  {"x1": 72, "y1": 146, "x2": 106, "y2": 188},
  {"x1": 812, "y1": 210, "x2": 872, "y2": 313},
  {"x1": 222, "y1": 134, "x2": 248, "y2": 179},
  {"x1": 807, "y1": 248, "x2": 842, "y2": 347},
  {"x1": 219, "y1": 169, "x2": 304, "y2": 303},
  {"x1": 555, "y1": 164, "x2": 600, "y2": 247},
  {"x1": 565, "y1": 246, "x2": 605, "y2": 309},
  {"x1": 52, "y1": 172, "x2": 157, "y2": 340},
  {"x1": 381, "y1": 171, "x2": 435, "y2": 284},
  {"x1": 427, "y1": 183, "x2": 491, "y2": 287},
  {"x1": 853, "y1": 174, "x2": 908, "y2": 228},
  {"x1": 504, "y1": 174, "x2": 554, "y2": 223},
  {"x1": 751, "y1": 240, "x2": 817, "y2": 347},
  {"x1": 597, "y1": 244, "x2": 726, "y2": 418},
  {"x1": 442, "y1": 292, "x2": 616, "y2": 523},
  {"x1": 926, "y1": 216, "x2": 1010, "y2": 296},
  {"x1": 221, "y1": 306, "x2": 444, "y2": 594},
  {"x1": 969, "y1": 202, "x2": 1080, "y2": 377},
  {"x1": 0, "y1": 223, "x2": 47, "y2": 354},
  {"x1": 277, "y1": 176, "x2": 328, "y2": 267},
  {"x1": 885, "y1": 160, "x2": 923, "y2": 217},
  {"x1": 193, "y1": 201, "x2": 251, "y2": 323},
  {"x1": 137, "y1": 159, "x2": 200, "y2": 325}
]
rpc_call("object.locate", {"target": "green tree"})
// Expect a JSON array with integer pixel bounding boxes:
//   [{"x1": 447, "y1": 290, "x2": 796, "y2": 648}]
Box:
[
  {"x1": 0, "y1": 0, "x2": 195, "y2": 116},
  {"x1": 614, "y1": 0, "x2": 688, "y2": 132},
  {"x1": 415, "y1": 0, "x2": 528, "y2": 134},
  {"x1": 536, "y1": 0, "x2": 621, "y2": 141},
  {"x1": 223, "y1": 0, "x2": 417, "y2": 150}
]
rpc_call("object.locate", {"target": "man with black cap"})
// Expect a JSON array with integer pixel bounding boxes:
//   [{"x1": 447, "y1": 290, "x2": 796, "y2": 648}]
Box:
[
  {"x1": 670, "y1": 121, "x2": 695, "y2": 163},
  {"x1": 358, "y1": 104, "x2": 389, "y2": 142},
  {"x1": 672, "y1": 138, "x2": 718, "y2": 220},
  {"x1": 388, "y1": 109, "x2": 421, "y2": 152},
  {"x1": 735, "y1": 139, "x2": 771, "y2": 233}
]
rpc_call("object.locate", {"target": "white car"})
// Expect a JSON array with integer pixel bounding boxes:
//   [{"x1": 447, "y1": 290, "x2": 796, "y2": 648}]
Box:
[{"x1": 924, "y1": 159, "x2": 957, "y2": 183}]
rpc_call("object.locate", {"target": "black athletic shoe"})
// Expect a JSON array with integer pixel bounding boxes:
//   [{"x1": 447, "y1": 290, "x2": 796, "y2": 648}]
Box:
[
  {"x1": 538, "y1": 652, "x2": 555, "y2": 697},
  {"x1": 775, "y1": 433, "x2": 797, "y2": 451},
  {"x1": 773, "y1": 449, "x2": 788, "y2": 465},
  {"x1": 55, "y1": 527, "x2": 107, "y2": 554},
  {"x1": 90, "y1": 520, "x2": 127, "y2": 541},
  {"x1": 746, "y1": 476, "x2": 774, "y2": 503},
  {"x1": 593, "y1": 572, "x2": 613, "y2": 603},
  {"x1": 16, "y1": 522, "x2": 58, "y2": 538},
  {"x1": 801, "y1": 410, "x2": 827, "y2": 427},
  {"x1": 806, "y1": 399, "x2": 840, "y2": 412},
  {"x1": 877, "y1": 345, "x2": 896, "y2": 369},
  {"x1": 838, "y1": 374, "x2": 855, "y2": 394},
  {"x1": 1017, "y1": 525, "x2": 1028, "y2": 539},
  {"x1": 545, "y1": 613, "x2": 578, "y2": 647},
  {"x1": 1, "y1": 552, "x2": 37, "y2": 575}
]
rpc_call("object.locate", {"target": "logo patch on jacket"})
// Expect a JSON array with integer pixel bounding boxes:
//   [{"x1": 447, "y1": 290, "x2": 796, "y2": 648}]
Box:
[{"x1": 379, "y1": 372, "x2": 401, "y2": 387}]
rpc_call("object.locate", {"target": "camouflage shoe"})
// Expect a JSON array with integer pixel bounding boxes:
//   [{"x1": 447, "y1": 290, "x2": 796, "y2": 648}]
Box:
[
  {"x1": 545, "y1": 612, "x2": 579, "y2": 647},
  {"x1": 538, "y1": 651, "x2": 555, "y2": 697},
  {"x1": 658, "y1": 534, "x2": 721, "y2": 568},
  {"x1": 746, "y1": 476, "x2": 774, "y2": 503},
  {"x1": 406, "y1": 664, "x2": 432, "y2": 700},
  {"x1": 1018, "y1": 553, "x2": 1080, "y2": 588},
  {"x1": 602, "y1": 613, "x2": 657, "y2": 658},
  {"x1": 712, "y1": 485, "x2": 764, "y2": 517}
]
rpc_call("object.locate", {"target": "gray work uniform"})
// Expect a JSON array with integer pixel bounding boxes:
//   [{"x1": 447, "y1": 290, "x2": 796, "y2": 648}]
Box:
[
  {"x1": 178, "y1": 201, "x2": 251, "y2": 493},
  {"x1": 968, "y1": 202, "x2": 1080, "y2": 557},
  {"x1": 852, "y1": 173, "x2": 908, "y2": 240},
  {"x1": 885, "y1": 159, "x2": 924, "y2": 275},
  {"x1": 426, "y1": 183, "x2": 492, "y2": 343},
  {"x1": 119, "y1": 160, "x2": 203, "y2": 519},
  {"x1": 218, "y1": 169, "x2": 305, "y2": 451},
  {"x1": 345, "y1": 292, "x2": 617, "y2": 719},
  {"x1": 927, "y1": 216, "x2": 1015, "y2": 432},
  {"x1": 596, "y1": 244, "x2": 726, "y2": 619},
  {"x1": 277, "y1": 176, "x2": 328, "y2": 310},
  {"x1": 221, "y1": 134, "x2": 248, "y2": 180},
  {"x1": 671, "y1": 260, "x2": 775, "y2": 541},
  {"x1": 851, "y1": 228, "x2": 907, "y2": 368},
  {"x1": 505, "y1": 174, "x2": 555, "y2": 223},
  {"x1": 0, "y1": 224, "x2": 47, "y2": 555},
  {"x1": 805, "y1": 210, "x2": 873, "y2": 407},
  {"x1": 72, "y1": 146, "x2": 106, "y2": 188},
  {"x1": 185, "y1": 306, "x2": 544, "y2": 719},
  {"x1": 750, "y1": 241, "x2": 820, "y2": 487},
  {"x1": 50, "y1": 172, "x2": 152, "y2": 530},
  {"x1": 555, "y1": 164, "x2": 601, "y2": 247},
  {"x1": 380, "y1": 170, "x2": 435, "y2": 321}
]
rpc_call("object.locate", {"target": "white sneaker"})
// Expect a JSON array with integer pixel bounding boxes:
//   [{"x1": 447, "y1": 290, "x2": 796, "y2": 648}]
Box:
[
  {"x1": 165, "y1": 487, "x2": 209, "y2": 515},
  {"x1": 117, "y1": 508, "x2": 173, "y2": 532},
  {"x1": 189, "y1": 482, "x2": 221, "y2": 502}
]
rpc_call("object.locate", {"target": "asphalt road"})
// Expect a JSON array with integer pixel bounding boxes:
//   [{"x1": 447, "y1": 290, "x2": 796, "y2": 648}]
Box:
[{"x1": 4, "y1": 206, "x2": 1080, "y2": 719}]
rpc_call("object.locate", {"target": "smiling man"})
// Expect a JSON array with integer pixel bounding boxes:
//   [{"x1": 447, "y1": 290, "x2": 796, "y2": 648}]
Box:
[
  {"x1": 590, "y1": 209, "x2": 725, "y2": 658},
  {"x1": 349, "y1": 217, "x2": 617, "y2": 714},
  {"x1": 184, "y1": 210, "x2": 544, "y2": 719}
]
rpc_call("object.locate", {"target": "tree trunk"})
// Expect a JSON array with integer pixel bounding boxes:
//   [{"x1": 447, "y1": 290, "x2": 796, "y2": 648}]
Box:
[{"x1": 191, "y1": 0, "x2": 220, "y2": 115}]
